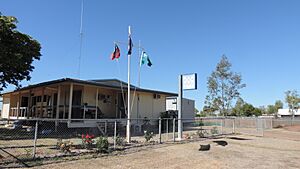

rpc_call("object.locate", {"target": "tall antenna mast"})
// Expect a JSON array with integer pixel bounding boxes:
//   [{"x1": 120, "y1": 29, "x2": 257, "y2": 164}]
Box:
[{"x1": 78, "y1": 0, "x2": 84, "y2": 78}]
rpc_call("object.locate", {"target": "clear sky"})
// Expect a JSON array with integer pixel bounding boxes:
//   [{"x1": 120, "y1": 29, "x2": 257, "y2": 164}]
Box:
[{"x1": 1, "y1": 0, "x2": 300, "y2": 110}]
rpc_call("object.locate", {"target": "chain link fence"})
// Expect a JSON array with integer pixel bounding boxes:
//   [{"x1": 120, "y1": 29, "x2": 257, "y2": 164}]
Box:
[{"x1": 0, "y1": 117, "x2": 299, "y2": 167}]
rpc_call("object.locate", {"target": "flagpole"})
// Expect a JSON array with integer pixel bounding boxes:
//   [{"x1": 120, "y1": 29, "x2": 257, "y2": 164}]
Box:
[
  {"x1": 126, "y1": 26, "x2": 131, "y2": 143},
  {"x1": 78, "y1": 0, "x2": 84, "y2": 78},
  {"x1": 137, "y1": 40, "x2": 141, "y2": 123},
  {"x1": 138, "y1": 40, "x2": 141, "y2": 87}
]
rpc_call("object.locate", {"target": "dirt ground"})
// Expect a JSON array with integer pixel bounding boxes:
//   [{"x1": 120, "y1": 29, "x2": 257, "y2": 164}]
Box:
[{"x1": 30, "y1": 128, "x2": 300, "y2": 169}]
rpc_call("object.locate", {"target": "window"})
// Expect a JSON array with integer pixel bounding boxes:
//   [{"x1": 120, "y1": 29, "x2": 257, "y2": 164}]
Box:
[
  {"x1": 37, "y1": 96, "x2": 42, "y2": 102},
  {"x1": 43, "y1": 95, "x2": 48, "y2": 102}
]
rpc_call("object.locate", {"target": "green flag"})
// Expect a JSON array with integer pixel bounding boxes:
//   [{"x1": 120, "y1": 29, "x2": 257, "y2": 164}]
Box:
[{"x1": 140, "y1": 51, "x2": 152, "y2": 67}]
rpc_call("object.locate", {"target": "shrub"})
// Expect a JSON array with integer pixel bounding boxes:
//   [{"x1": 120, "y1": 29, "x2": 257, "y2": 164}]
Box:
[
  {"x1": 196, "y1": 121, "x2": 204, "y2": 126},
  {"x1": 211, "y1": 126, "x2": 219, "y2": 135},
  {"x1": 56, "y1": 139, "x2": 73, "y2": 153},
  {"x1": 82, "y1": 134, "x2": 95, "y2": 149},
  {"x1": 144, "y1": 130, "x2": 154, "y2": 142},
  {"x1": 196, "y1": 129, "x2": 208, "y2": 138},
  {"x1": 116, "y1": 135, "x2": 125, "y2": 146},
  {"x1": 96, "y1": 136, "x2": 109, "y2": 153}
]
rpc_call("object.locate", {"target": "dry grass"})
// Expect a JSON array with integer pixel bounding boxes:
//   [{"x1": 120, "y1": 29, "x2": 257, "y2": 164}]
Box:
[{"x1": 30, "y1": 128, "x2": 300, "y2": 169}]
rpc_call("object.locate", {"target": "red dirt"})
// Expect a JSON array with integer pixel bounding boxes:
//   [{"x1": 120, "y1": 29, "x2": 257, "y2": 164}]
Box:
[{"x1": 283, "y1": 125, "x2": 300, "y2": 132}]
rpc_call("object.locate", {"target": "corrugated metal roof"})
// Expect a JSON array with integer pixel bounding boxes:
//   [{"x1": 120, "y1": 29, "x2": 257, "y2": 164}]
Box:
[{"x1": 1, "y1": 78, "x2": 177, "y2": 96}]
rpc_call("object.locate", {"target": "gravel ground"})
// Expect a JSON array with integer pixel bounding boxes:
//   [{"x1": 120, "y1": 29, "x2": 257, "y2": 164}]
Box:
[{"x1": 31, "y1": 131, "x2": 300, "y2": 169}]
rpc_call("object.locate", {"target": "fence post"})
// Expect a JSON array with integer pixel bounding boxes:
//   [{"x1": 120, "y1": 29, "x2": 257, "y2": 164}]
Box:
[
  {"x1": 105, "y1": 120, "x2": 107, "y2": 135},
  {"x1": 221, "y1": 119, "x2": 223, "y2": 135},
  {"x1": 256, "y1": 118, "x2": 259, "y2": 131},
  {"x1": 33, "y1": 120, "x2": 38, "y2": 159},
  {"x1": 173, "y1": 118, "x2": 176, "y2": 142},
  {"x1": 262, "y1": 119, "x2": 265, "y2": 137},
  {"x1": 233, "y1": 118, "x2": 235, "y2": 134},
  {"x1": 114, "y1": 120, "x2": 117, "y2": 149},
  {"x1": 159, "y1": 117, "x2": 162, "y2": 144},
  {"x1": 271, "y1": 118, "x2": 273, "y2": 129},
  {"x1": 166, "y1": 119, "x2": 169, "y2": 140}
]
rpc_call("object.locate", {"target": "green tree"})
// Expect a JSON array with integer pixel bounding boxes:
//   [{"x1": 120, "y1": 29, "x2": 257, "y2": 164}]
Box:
[
  {"x1": 274, "y1": 100, "x2": 283, "y2": 111},
  {"x1": 231, "y1": 97, "x2": 245, "y2": 116},
  {"x1": 0, "y1": 13, "x2": 41, "y2": 91},
  {"x1": 240, "y1": 103, "x2": 262, "y2": 117},
  {"x1": 199, "y1": 105, "x2": 217, "y2": 117},
  {"x1": 259, "y1": 106, "x2": 267, "y2": 115},
  {"x1": 205, "y1": 55, "x2": 246, "y2": 116},
  {"x1": 266, "y1": 105, "x2": 276, "y2": 115},
  {"x1": 285, "y1": 90, "x2": 300, "y2": 120}
]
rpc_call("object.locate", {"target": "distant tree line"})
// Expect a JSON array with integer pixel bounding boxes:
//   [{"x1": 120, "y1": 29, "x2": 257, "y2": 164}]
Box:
[{"x1": 199, "y1": 55, "x2": 300, "y2": 117}]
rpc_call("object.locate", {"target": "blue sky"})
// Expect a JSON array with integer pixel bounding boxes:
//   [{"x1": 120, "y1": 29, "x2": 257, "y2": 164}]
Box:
[{"x1": 1, "y1": 0, "x2": 300, "y2": 110}]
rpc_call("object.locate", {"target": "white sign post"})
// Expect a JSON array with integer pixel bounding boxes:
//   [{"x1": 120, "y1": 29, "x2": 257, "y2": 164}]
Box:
[{"x1": 178, "y1": 73, "x2": 197, "y2": 140}]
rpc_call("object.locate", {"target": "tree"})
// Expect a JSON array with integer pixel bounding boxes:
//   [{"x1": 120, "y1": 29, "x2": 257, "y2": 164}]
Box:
[
  {"x1": 205, "y1": 55, "x2": 246, "y2": 116},
  {"x1": 231, "y1": 97, "x2": 245, "y2": 116},
  {"x1": 285, "y1": 90, "x2": 300, "y2": 120},
  {"x1": 274, "y1": 100, "x2": 283, "y2": 117},
  {"x1": 200, "y1": 105, "x2": 217, "y2": 117},
  {"x1": 274, "y1": 100, "x2": 283, "y2": 111},
  {"x1": 239, "y1": 103, "x2": 262, "y2": 117},
  {"x1": 0, "y1": 13, "x2": 41, "y2": 91},
  {"x1": 266, "y1": 105, "x2": 276, "y2": 115},
  {"x1": 259, "y1": 106, "x2": 267, "y2": 115},
  {"x1": 262, "y1": 100, "x2": 283, "y2": 116}
]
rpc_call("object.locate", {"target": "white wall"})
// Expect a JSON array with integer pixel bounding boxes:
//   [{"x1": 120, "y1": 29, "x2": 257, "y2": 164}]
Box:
[
  {"x1": 182, "y1": 98, "x2": 195, "y2": 119},
  {"x1": 1, "y1": 96, "x2": 10, "y2": 119},
  {"x1": 131, "y1": 92, "x2": 167, "y2": 119},
  {"x1": 166, "y1": 97, "x2": 195, "y2": 119},
  {"x1": 278, "y1": 108, "x2": 300, "y2": 116}
]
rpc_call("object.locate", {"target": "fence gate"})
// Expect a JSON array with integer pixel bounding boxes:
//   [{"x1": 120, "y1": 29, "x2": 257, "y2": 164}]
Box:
[{"x1": 234, "y1": 118, "x2": 266, "y2": 137}]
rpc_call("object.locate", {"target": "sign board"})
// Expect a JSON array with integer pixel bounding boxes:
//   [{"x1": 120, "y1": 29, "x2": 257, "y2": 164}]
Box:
[{"x1": 182, "y1": 73, "x2": 197, "y2": 90}]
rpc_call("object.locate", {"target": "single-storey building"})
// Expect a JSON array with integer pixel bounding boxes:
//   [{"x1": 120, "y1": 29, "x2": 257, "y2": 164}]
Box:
[
  {"x1": 0, "y1": 78, "x2": 177, "y2": 128},
  {"x1": 166, "y1": 97, "x2": 195, "y2": 119},
  {"x1": 277, "y1": 108, "x2": 300, "y2": 118}
]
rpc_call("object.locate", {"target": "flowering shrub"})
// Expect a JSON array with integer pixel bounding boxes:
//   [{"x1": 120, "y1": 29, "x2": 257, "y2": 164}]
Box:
[
  {"x1": 81, "y1": 134, "x2": 95, "y2": 149},
  {"x1": 144, "y1": 130, "x2": 154, "y2": 142}
]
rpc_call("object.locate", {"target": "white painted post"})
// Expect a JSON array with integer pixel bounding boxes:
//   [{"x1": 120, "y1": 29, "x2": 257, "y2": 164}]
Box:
[
  {"x1": 16, "y1": 102, "x2": 19, "y2": 119},
  {"x1": 114, "y1": 120, "x2": 117, "y2": 149},
  {"x1": 27, "y1": 90, "x2": 31, "y2": 118},
  {"x1": 95, "y1": 88, "x2": 98, "y2": 119},
  {"x1": 126, "y1": 26, "x2": 132, "y2": 143},
  {"x1": 40, "y1": 88, "x2": 44, "y2": 118},
  {"x1": 178, "y1": 75, "x2": 183, "y2": 140},
  {"x1": 68, "y1": 83, "x2": 73, "y2": 125},
  {"x1": 159, "y1": 117, "x2": 162, "y2": 144},
  {"x1": 55, "y1": 85, "x2": 61, "y2": 131},
  {"x1": 33, "y1": 120, "x2": 38, "y2": 159},
  {"x1": 51, "y1": 93, "x2": 54, "y2": 118},
  {"x1": 17, "y1": 93, "x2": 20, "y2": 119}
]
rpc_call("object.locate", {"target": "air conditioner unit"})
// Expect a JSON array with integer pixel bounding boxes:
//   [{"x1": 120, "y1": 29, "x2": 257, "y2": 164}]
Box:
[{"x1": 153, "y1": 94, "x2": 161, "y2": 99}]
